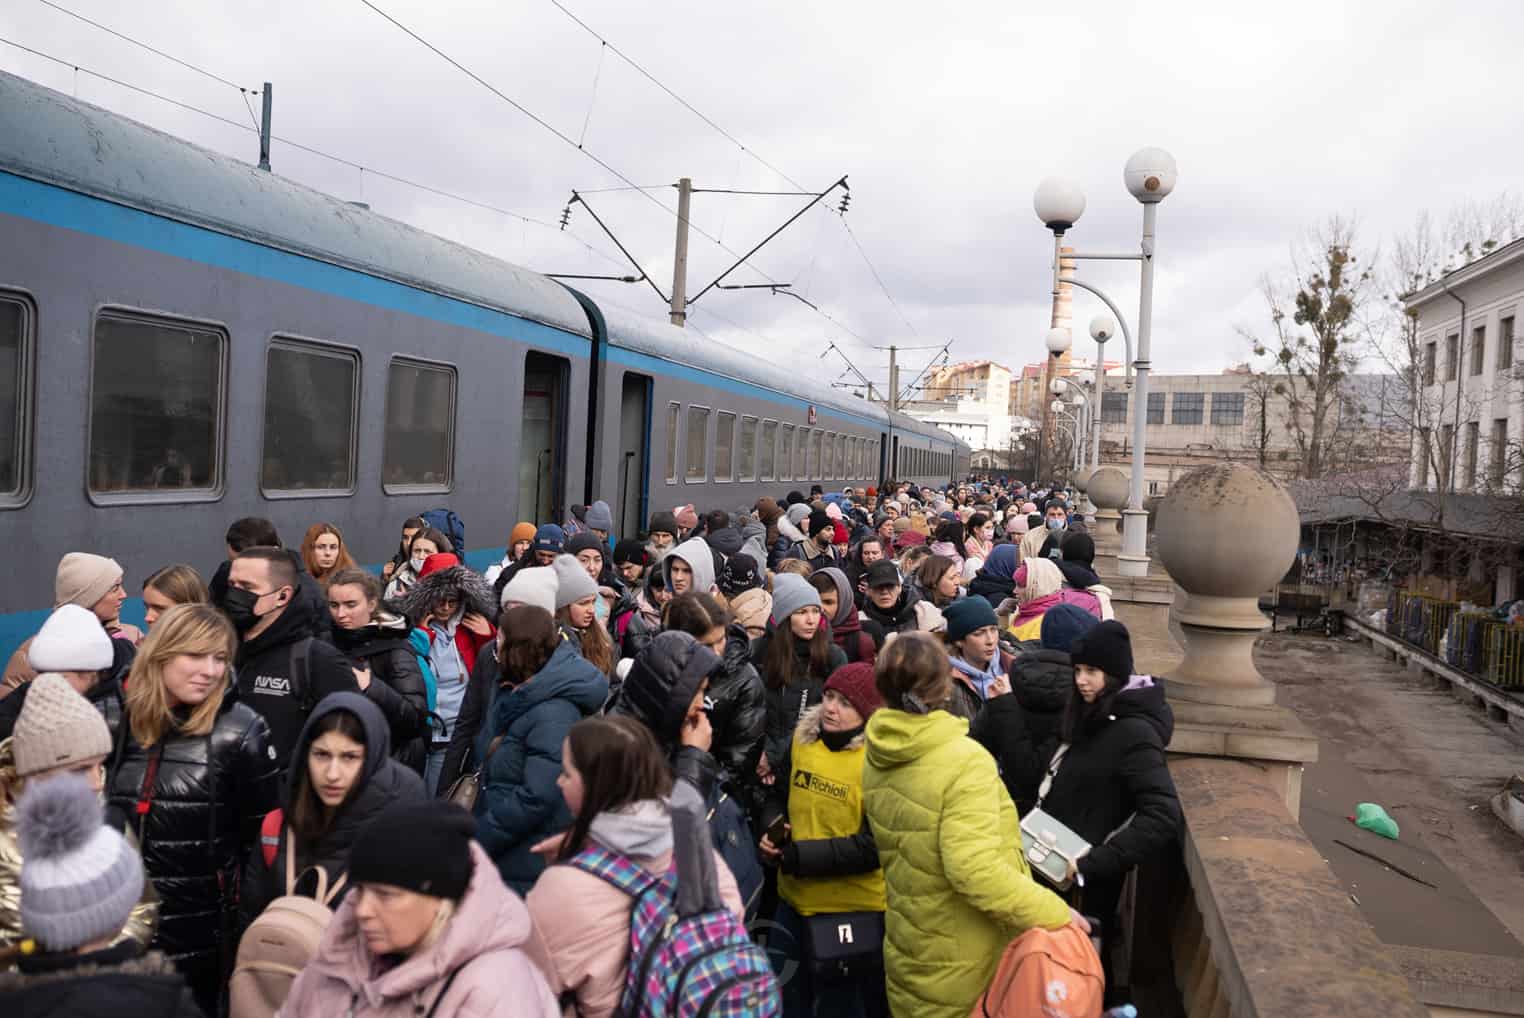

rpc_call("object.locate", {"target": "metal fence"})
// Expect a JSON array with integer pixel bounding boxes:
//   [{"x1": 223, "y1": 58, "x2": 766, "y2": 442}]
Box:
[{"x1": 1386, "y1": 590, "x2": 1524, "y2": 690}]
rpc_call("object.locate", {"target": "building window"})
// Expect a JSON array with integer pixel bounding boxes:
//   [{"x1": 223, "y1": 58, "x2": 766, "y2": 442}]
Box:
[
  {"x1": 1471, "y1": 325, "x2": 1486, "y2": 376},
  {"x1": 1171, "y1": 392, "x2": 1204, "y2": 425},
  {"x1": 665, "y1": 403, "x2": 680, "y2": 483},
  {"x1": 1445, "y1": 334, "x2": 1458, "y2": 382},
  {"x1": 739, "y1": 416, "x2": 758, "y2": 480},
  {"x1": 1101, "y1": 391, "x2": 1128, "y2": 423},
  {"x1": 714, "y1": 411, "x2": 735, "y2": 482},
  {"x1": 1462, "y1": 421, "x2": 1479, "y2": 490},
  {"x1": 1500, "y1": 317, "x2": 1515, "y2": 371},
  {"x1": 384, "y1": 358, "x2": 456, "y2": 491},
  {"x1": 1491, "y1": 418, "x2": 1508, "y2": 489},
  {"x1": 89, "y1": 311, "x2": 223, "y2": 497},
  {"x1": 1210, "y1": 392, "x2": 1245, "y2": 426},
  {"x1": 778, "y1": 424, "x2": 794, "y2": 480},
  {"x1": 263, "y1": 340, "x2": 359, "y2": 494},
  {"x1": 1423, "y1": 341, "x2": 1436, "y2": 384},
  {"x1": 685, "y1": 406, "x2": 710, "y2": 481},
  {"x1": 1146, "y1": 392, "x2": 1165, "y2": 424},
  {"x1": 760, "y1": 420, "x2": 777, "y2": 480},
  {"x1": 0, "y1": 294, "x2": 30, "y2": 505},
  {"x1": 1417, "y1": 426, "x2": 1430, "y2": 486}
]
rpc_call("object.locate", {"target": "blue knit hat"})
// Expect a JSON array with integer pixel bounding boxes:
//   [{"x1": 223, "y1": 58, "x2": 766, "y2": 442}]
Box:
[
  {"x1": 943, "y1": 597, "x2": 999, "y2": 643},
  {"x1": 532, "y1": 523, "x2": 565, "y2": 555},
  {"x1": 1040, "y1": 603, "x2": 1099, "y2": 653}
]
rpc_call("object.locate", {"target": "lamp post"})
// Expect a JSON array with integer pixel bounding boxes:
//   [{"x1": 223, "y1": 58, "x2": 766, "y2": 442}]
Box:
[
  {"x1": 1034, "y1": 325, "x2": 1072, "y2": 485},
  {"x1": 1052, "y1": 379, "x2": 1091, "y2": 474},
  {"x1": 1087, "y1": 314, "x2": 1114, "y2": 474},
  {"x1": 1049, "y1": 399, "x2": 1082, "y2": 476},
  {"x1": 1033, "y1": 148, "x2": 1176, "y2": 578}
]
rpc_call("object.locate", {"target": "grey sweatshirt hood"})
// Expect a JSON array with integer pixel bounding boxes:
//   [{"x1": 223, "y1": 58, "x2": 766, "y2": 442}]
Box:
[{"x1": 664, "y1": 536, "x2": 717, "y2": 595}]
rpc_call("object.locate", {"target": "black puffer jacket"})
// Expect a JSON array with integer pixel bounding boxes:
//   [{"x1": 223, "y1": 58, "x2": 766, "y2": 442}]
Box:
[
  {"x1": 608, "y1": 631, "x2": 723, "y2": 800},
  {"x1": 332, "y1": 614, "x2": 430, "y2": 774},
  {"x1": 750, "y1": 628, "x2": 848, "y2": 776},
  {"x1": 860, "y1": 585, "x2": 925, "y2": 635},
  {"x1": 707, "y1": 622, "x2": 767, "y2": 789},
  {"x1": 240, "y1": 693, "x2": 424, "y2": 925},
  {"x1": 0, "y1": 942, "x2": 203, "y2": 1018},
  {"x1": 1043, "y1": 678, "x2": 1182, "y2": 919},
  {"x1": 969, "y1": 647, "x2": 1072, "y2": 814},
  {"x1": 107, "y1": 691, "x2": 279, "y2": 1008}
]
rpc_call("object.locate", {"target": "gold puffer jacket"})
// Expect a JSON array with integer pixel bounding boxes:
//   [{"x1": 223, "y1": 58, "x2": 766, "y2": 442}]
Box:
[{"x1": 0, "y1": 737, "x2": 159, "y2": 951}]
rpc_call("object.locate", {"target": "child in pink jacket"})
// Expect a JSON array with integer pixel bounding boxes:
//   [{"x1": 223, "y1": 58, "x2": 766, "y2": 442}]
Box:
[{"x1": 526, "y1": 715, "x2": 743, "y2": 1018}]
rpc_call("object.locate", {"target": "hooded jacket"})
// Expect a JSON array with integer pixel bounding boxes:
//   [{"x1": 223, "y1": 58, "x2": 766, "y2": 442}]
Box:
[
  {"x1": 1042, "y1": 677, "x2": 1182, "y2": 913},
  {"x1": 240, "y1": 694, "x2": 426, "y2": 926},
  {"x1": 1008, "y1": 558, "x2": 1065, "y2": 641},
  {"x1": 235, "y1": 597, "x2": 359, "y2": 770},
  {"x1": 525, "y1": 802, "x2": 745, "y2": 1018},
  {"x1": 738, "y1": 519, "x2": 770, "y2": 581},
  {"x1": 332, "y1": 613, "x2": 430, "y2": 773},
  {"x1": 769, "y1": 511, "x2": 810, "y2": 570},
  {"x1": 706, "y1": 623, "x2": 768, "y2": 789},
  {"x1": 106, "y1": 690, "x2": 280, "y2": 1007},
  {"x1": 398, "y1": 564, "x2": 498, "y2": 670},
  {"x1": 1052, "y1": 559, "x2": 1106, "y2": 618},
  {"x1": 968, "y1": 647, "x2": 1072, "y2": 815},
  {"x1": 0, "y1": 942, "x2": 202, "y2": 1018},
  {"x1": 475, "y1": 639, "x2": 608, "y2": 894},
  {"x1": 862, "y1": 709, "x2": 1070, "y2": 1018},
  {"x1": 662, "y1": 537, "x2": 717, "y2": 597},
  {"x1": 278, "y1": 841, "x2": 560, "y2": 1018},
  {"x1": 817, "y1": 567, "x2": 875, "y2": 664}
]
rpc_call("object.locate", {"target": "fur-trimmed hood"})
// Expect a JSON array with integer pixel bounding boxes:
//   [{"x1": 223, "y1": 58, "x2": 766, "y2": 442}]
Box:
[
  {"x1": 792, "y1": 702, "x2": 866, "y2": 751},
  {"x1": 397, "y1": 563, "x2": 495, "y2": 625}
]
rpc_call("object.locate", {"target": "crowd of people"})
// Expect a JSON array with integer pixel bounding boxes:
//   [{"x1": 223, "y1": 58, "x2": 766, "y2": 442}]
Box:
[{"x1": 0, "y1": 479, "x2": 1182, "y2": 1017}]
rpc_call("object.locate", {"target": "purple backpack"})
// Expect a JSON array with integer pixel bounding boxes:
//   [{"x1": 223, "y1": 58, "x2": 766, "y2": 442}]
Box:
[{"x1": 565, "y1": 845, "x2": 780, "y2": 1018}]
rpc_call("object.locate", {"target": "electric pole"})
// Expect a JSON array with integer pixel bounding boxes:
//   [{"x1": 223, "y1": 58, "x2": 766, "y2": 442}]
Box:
[
  {"x1": 887, "y1": 345, "x2": 899, "y2": 414},
  {"x1": 258, "y1": 82, "x2": 273, "y2": 171},
  {"x1": 669, "y1": 177, "x2": 692, "y2": 326}
]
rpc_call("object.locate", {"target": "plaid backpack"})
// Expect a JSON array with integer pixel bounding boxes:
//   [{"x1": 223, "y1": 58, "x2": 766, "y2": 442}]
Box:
[{"x1": 565, "y1": 845, "x2": 780, "y2": 1018}]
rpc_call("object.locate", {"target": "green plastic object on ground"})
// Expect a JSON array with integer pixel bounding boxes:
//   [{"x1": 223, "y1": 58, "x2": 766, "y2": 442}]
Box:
[{"x1": 1354, "y1": 803, "x2": 1400, "y2": 840}]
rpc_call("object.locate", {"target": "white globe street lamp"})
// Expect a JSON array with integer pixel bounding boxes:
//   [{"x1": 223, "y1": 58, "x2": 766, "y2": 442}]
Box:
[{"x1": 1033, "y1": 177, "x2": 1086, "y2": 231}]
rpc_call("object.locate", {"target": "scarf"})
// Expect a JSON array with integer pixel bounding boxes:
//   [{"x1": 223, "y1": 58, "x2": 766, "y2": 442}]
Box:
[
  {"x1": 820, "y1": 723, "x2": 865, "y2": 752},
  {"x1": 951, "y1": 654, "x2": 1002, "y2": 701}
]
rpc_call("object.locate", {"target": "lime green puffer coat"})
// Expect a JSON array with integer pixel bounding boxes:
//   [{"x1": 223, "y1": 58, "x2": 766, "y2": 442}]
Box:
[{"x1": 863, "y1": 708, "x2": 1071, "y2": 1018}]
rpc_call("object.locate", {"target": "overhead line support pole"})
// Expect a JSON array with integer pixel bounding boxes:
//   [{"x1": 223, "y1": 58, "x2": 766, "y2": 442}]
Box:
[
  {"x1": 258, "y1": 81, "x2": 272, "y2": 170},
  {"x1": 670, "y1": 176, "x2": 692, "y2": 326}
]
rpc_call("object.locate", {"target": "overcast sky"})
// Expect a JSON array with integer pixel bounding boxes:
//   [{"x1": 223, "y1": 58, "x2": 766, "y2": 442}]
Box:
[{"x1": 4, "y1": 0, "x2": 1523, "y2": 389}]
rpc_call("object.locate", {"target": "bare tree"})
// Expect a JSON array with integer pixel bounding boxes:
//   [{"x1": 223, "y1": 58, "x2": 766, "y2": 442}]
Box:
[{"x1": 1241, "y1": 217, "x2": 1373, "y2": 479}]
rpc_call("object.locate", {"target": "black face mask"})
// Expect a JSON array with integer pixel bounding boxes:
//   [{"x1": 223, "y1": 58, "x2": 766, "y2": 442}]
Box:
[{"x1": 221, "y1": 587, "x2": 270, "y2": 633}]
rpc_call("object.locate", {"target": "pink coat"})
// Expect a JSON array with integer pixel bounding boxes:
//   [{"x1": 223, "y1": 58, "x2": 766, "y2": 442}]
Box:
[
  {"x1": 526, "y1": 846, "x2": 744, "y2": 1018},
  {"x1": 1057, "y1": 587, "x2": 1103, "y2": 617},
  {"x1": 279, "y1": 843, "x2": 560, "y2": 1018}
]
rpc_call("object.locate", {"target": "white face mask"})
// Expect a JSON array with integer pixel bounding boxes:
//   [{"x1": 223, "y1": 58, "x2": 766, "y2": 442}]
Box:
[{"x1": 410, "y1": 554, "x2": 427, "y2": 572}]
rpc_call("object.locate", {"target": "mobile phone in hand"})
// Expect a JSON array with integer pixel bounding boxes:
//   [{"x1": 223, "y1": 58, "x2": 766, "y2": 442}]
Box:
[{"x1": 765, "y1": 814, "x2": 790, "y2": 846}]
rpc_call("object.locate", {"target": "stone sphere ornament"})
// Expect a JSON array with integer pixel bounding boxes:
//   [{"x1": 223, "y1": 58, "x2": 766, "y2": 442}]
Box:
[{"x1": 1087, "y1": 467, "x2": 1129, "y2": 511}]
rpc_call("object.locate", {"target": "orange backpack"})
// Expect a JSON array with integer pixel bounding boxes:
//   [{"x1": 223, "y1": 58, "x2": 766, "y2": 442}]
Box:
[{"x1": 971, "y1": 924, "x2": 1104, "y2": 1018}]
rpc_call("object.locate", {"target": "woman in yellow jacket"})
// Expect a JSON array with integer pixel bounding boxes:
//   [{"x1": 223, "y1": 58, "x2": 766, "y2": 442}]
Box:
[{"x1": 862, "y1": 633, "x2": 1088, "y2": 1018}]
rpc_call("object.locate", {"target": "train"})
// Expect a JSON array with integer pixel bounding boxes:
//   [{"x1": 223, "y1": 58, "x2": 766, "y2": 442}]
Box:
[{"x1": 0, "y1": 68, "x2": 968, "y2": 657}]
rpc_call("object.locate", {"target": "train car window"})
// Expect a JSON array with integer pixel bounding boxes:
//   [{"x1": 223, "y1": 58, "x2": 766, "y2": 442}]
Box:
[
  {"x1": 793, "y1": 426, "x2": 807, "y2": 479},
  {"x1": 383, "y1": 358, "x2": 456, "y2": 492},
  {"x1": 665, "y1": 403, "x2": 680, "y2": 484},
  {"x1": 837, "y1": 434, "x2": 847, "y2": 479},
  {"x1": 760, "y1": 420, "x2": 777, "y2": 480},
  {"x1": 89, "y1": 311, "x2": 224, "y2": 499},
  {"x1": 778, "y1": 424, "x2": 794, "y2": 480},
  {"x1": 823, "y1": 432, "x2": 835, "y2": 478},
  {"x1": 715, "y1": 412, "x2": 735, "y2": 482},
  {"x1": 739, "y1": 416, "x2": 758, "y2": 481},
  {"x1": 262, "y1": 340, "x2": 359, "y2": 495},
  {"x1": 685, "y1": 406, "x2": 710, "y2": 482},
  {"x1": 0, "y1": 294, "x2": 31, "y2": 506}
]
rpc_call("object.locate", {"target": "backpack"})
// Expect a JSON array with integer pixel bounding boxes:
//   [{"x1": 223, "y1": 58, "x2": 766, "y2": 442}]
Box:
[
  {"x1": 565, "y1": 845, "x2": 780, "y2": 1018},
  {"x1": 972, "y1": 924, "x2": 1104, "y2": 1018},
  {"x1": 421, "y1": 508, "x2": 466, "y2": 555},
  {"x1": 231, "y1": 814, "x2": 347, "y2": 1018}
]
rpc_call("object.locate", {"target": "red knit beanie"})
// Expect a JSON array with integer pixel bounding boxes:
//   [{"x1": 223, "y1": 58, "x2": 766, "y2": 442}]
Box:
[{"x1": 824, "y1": 661, "x2": 882, "y2": 721}]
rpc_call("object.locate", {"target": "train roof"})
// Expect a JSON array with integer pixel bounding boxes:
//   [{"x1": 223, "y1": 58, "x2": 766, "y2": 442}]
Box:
[
  {"x1": 0, "y1": 69, "x2": 590, "y2": 338},
  {"x1": 0, "y1": 70, "x2": 967, "y2": 454}
]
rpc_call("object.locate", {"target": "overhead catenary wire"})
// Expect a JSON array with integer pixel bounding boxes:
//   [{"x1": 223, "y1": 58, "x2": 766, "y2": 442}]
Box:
[{"x1": 0, "y1": 36, "x2": 629, "y2": 272}]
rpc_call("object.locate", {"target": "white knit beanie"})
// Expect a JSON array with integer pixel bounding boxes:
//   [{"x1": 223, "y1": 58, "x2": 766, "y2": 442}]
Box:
[
  {"x1": 552, "y1": 554, "x2": 599, "y2": 611},
  {"x1": 13, "y1": 674, "x2": 113, "y2": 778},
  {"x1": 501, "y1": 566, "x2": 558, "y2": 613},
  {"x1": 18, "y1": 773, "x2": 143, "y2": 951},
  {"x1": 28, "y1": 604, "x2": 114, "y2": 673}
]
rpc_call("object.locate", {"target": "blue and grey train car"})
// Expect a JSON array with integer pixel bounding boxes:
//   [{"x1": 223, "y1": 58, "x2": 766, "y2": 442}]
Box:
[{"x1": 0, "y1": 69, "x2": 965, "y2": 656}]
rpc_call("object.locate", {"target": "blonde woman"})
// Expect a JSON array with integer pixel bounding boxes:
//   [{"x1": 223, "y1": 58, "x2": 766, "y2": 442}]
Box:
[{"x1": 106, "y1": 603, "x2": 279, "y2": 1013}]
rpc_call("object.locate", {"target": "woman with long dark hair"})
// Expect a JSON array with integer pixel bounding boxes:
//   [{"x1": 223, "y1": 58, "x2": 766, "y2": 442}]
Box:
[
  {"x1": 750, "y1": 574, "x2": 846, "y2": 789},
  {"x1": 382, "y1": 526, "x2": 452, "y2": 604},
  {"x1": 474, "y1": 606, "x2": 607, "y2": 894},
  {"x1": 239, "y1": 693, "x2": 424, "y2": 926},
  {"x1": 526, "y1": 716, "x2": 744, "y2": 1018}
]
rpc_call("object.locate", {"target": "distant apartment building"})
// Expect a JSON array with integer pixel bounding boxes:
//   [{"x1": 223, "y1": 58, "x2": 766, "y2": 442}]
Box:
[
  {"x1": 904, "y1": 360, "x2": 1016, "y2": 461},
  {"x1": 1404, "y1": 237, "x2": 1524, "y2": 495}
]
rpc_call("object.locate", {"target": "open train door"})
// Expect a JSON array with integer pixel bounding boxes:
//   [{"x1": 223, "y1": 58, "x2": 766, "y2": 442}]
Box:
[
  {"x1": 520, "y1": 351, "x2": 567, "y2": 526},
  {"x1": 617, "y1": 372, "x2": 651, "y2": 539}
]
